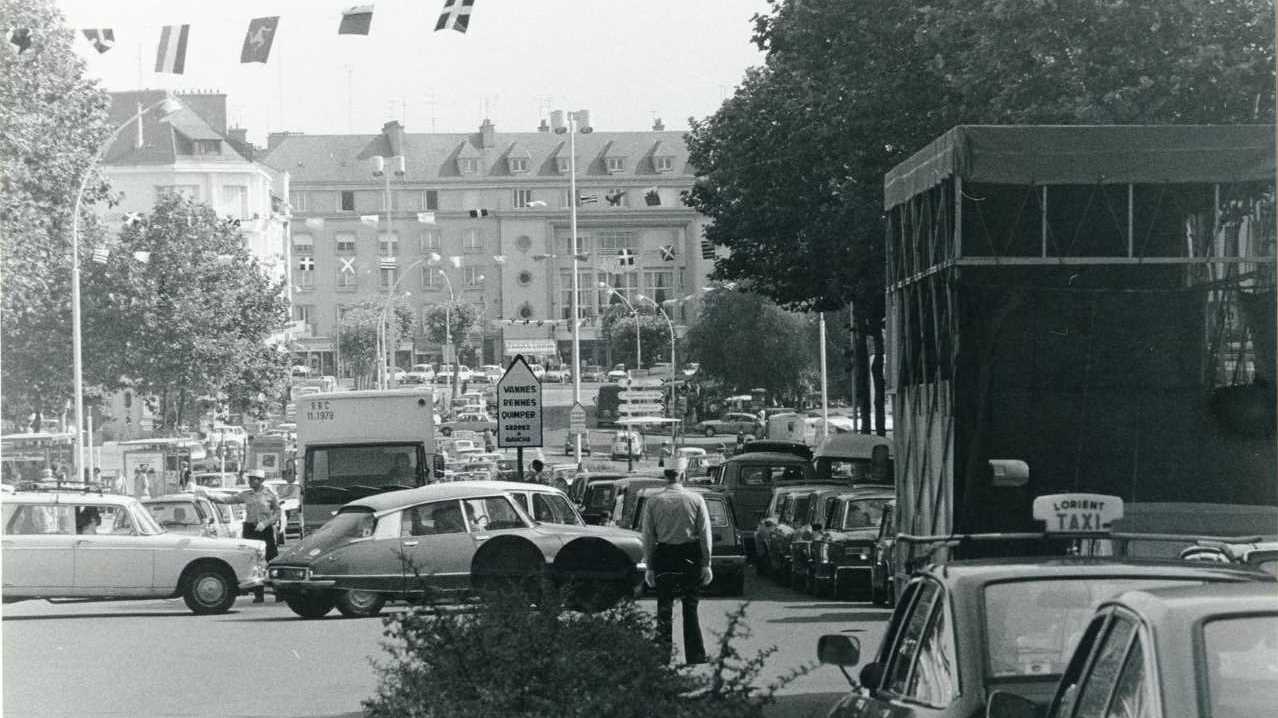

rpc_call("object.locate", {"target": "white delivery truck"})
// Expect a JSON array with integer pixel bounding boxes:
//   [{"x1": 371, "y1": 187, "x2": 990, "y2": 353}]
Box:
[{"x1": 295, "y1": 390, "x2": 445, "y2": 534}]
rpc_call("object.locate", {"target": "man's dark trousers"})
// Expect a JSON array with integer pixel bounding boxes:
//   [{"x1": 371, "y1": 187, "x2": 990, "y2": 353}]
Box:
[
  {"x1": 654, "y1": 541, "x2": 706, "y2": 664},
  {"x1": 242, "y1": 521, "x2": 278, "y2": 600}
]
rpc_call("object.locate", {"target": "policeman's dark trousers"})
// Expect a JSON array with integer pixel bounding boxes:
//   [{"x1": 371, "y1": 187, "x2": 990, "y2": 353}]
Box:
[
  {"x1": 654, "y1": 542, "x2": 706, "y2": 664},
  {"x1": 242, "y1": 522, "x2": 278, "y2": 600}
]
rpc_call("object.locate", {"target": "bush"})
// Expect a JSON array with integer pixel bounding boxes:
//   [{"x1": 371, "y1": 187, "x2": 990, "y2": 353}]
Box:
[{"x1": 363, "y1": 589, "x2": 807, "y2": 718}]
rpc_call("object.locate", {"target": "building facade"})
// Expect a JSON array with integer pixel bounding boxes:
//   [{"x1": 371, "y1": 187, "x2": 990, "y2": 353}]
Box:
[{"x1": 264, "y1": 117, "x2": 712, "y2": 376}]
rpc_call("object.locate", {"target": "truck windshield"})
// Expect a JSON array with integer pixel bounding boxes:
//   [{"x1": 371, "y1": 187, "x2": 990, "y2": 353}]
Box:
[{"x1": 304, "y1": 444, "x2": 421, "y2": 502}]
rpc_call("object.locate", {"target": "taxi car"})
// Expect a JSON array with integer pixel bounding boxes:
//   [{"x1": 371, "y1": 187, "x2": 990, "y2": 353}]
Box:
[
  {"x1": 142, "y1": 493, "x2": 238, "y2": 539},
  {"x1": 2, "y1": 491, "x2": 267, "y2": 614},
  {"x1": 817, "y1": 557, "x2": 1271, "y2": 718},
  {"x1": 993, "y1": 582, "x2": 1278, "y2": 718},
  {"x1": 268, "y1": 481, "x2": 646, "y2": 619},
  {"x1": 807, "y1": 488, "x2": 893, "y2": 599}
]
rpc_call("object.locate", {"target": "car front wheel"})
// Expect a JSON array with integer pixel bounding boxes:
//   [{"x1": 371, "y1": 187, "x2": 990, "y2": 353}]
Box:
[
  {"x1": 335, "y1": 589, "x2": 386, "y2": 618},
  {"x1": 285, "y1": 593, "x2": 336, "y2": 619},
  {"x1": 183, "y1": 567, "x2": 237, "y2": 614}
]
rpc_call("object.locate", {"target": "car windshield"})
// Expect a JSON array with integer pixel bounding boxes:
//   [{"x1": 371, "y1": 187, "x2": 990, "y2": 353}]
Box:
[
  {"x1": 839, "y1": 498, "x2": 890, "y2": 530},
  {"x1": 585, "y1": 484, "x2": 616, "y2": 510},
  {"x1": 145, "y1": 501, "x2": 205, "y2": 528},
  {"x1": 304, "y1": 444, "x2": 420, "y2": 502},
  {"x1": 984, "y1": 578, "x2": 1206, "y2": 679},
  {"x1": 311, "y1": 508, "x2": 377, "y2": 543},
  {"x1": 1203, "y1": 614, "x2": 1278, "y2": 718}
]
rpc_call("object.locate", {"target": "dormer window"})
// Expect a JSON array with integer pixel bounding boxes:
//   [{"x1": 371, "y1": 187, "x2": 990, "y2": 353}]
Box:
[
  {"x1": 606, "y1": 157, "x2": 626, "y2": 174},
  {"x1": 459, "y1": 158, "x2": 479, "y2": 175},
  {"x1": 193, "y1": 139, "x2": 222, "y2": 155},
  {"x1": 556, "y1": 157, "x2": 571, "y2": 174},
  {"x1": 654, "y1": 156, "x2": 674, "y2": 173},
  {"x1": 508, "y1": 157, "x2": 528, "y2": 173}
]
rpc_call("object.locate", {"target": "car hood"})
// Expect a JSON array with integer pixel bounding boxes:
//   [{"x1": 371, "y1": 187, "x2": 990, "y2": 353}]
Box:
[
  {"x1": 271, "y1": 530, "x2": 351, "y2": 565},
  {"x1": 540, "y1": 523, "x2": 642, "y2": 542},
  {"x1": 174, "y1": 534, "x2": 265, "y2": 554}
]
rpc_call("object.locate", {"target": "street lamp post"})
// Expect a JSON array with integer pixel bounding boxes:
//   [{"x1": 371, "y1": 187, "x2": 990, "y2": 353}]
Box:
[
  {"x1": 552, "y1": 110, "x2": 591, "y2": 466},
  {"x1": 819, "y1": 312, "x2": 829, "y2": 443},
  {"x1": 70, "y1": 94, "x2": 181, "y2": 481},
  {"x1": 600, "y1": 283, "x2": 641, "y2": 370}
]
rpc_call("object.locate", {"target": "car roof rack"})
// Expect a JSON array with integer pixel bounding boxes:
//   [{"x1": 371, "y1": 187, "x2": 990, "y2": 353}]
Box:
[
  {"x1": 15, "y1": 480, "x2": 108, "y2": 496},
  {"x1": 897, "y1": 530, "x2": 1266, "y2": 559}
]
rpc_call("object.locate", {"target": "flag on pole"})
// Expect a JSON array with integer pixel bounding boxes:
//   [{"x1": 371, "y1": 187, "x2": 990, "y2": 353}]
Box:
[
  {"x1": 659, "y1": 244, "x2": 677, "y2": 261},
  {"x1": 577, "y1": 192, "x2": 600, "y2": 205},
  {"x1": 82, "y1": 29, "x2": 115, "y2": 54},
  {"x1": 644, "y1": 187, "x2": 661, "y2": 206},
  {"x1": 9, "y1": 28, "x2": 31, "y2": 53},
  {"x1": 359, "y1": 214, "x2": 380, "y2": 227},
  {"x1": 449, "y1": 256, "x2": 461, "y2": 269},
  {"x1": 378, "y1": 257, "x2": 397, "y2": 270},
  {"x1": 240, "y1": 17, "x2": 279, "y2": 63},
  {"x1": 339, "y1": 257, "x2": 357, "y2": 274},
  {"x1": 435, "y1": 0, "x2": 476, "y2": 33},
  {"x1": 416, "y1": 211, "x2": 436, "y2": 224},
  {"x1": 605, "y1": 190, "x2": 626, "y2": 207},
  {"x1": 298, "y1": 257, "x2": 315, "y2": 271},
  {"x1": 91, "y1": 244, "x2": 110, "y2": 264},
  {"x1": 304, "y1": 217, "x2": 325, "y2": 230},
  {"x1": 339, "y1": 5, "x2": 374, "y2": 35},
  {"x1": 155, "y1": 25, "x2": 190, "y2": 74}
]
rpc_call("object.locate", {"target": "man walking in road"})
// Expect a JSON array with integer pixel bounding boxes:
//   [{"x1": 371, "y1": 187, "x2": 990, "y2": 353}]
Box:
[
  {"x1": 200, "y1": 470, "x2": 280, "y2": 602},
  {"x1": 640, "y1": 467, "x2": 712, "y2": 664},
  {"x1": 528, "y1": 459, "x2": 548, "y2": 484}
]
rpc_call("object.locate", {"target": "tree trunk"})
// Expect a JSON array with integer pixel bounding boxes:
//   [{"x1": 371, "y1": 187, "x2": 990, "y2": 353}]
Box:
[
  {"x1": 871, "y1": 328, "x2": 886, "y2": 436},
  {"x1": 853, "y1": 318, "x2": 871, "y2": 434}
]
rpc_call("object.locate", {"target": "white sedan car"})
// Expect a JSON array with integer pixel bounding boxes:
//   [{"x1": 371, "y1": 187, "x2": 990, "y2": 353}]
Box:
[{"x1": 1, "y1": 492, "x2": 266, "y2": 614}]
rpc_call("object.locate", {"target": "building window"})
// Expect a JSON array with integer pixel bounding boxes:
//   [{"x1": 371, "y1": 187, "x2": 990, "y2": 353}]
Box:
[
  {"x1": 379, "y1": 232, "x2": 399, "y2": 259},
  {"x1": 602, "y1": 271, "x2": 639, "y2": 304},
  {"x1": 193, "y1": 139, "x2": 221, "y2": 155},
  {"x1": 294, "y1": 234, "x2": 315, "y2": 290},
  {"x1": 654, "y1": 156, "x2": 674, "y2": 173},
  {"x1": 513, "y1": 189, "x2": 534, "y2": 208},
  {"x1": 288, "y1": 191, "x2": 308, "y2": 212},
  {"x1": 518, "y1": 302, "x2": 534, "y2": 319},
  {"x1": 221, "y1": 185, "x2": 248, "y2": 218},
  {"x1": 419, "y1": 229, "x2": 441, "y2": 253},
  {"x1": 293, "y1": 233, "x2": 315, "y2": 256},
  {"x1": 293, "y1": 305, "x2": 315, "y2": 334},
  {"x1": 421, "y1": 265, "x2": 440, "y2": 290},
  {"x1": 379, "y1": 267, "x2": 398, "y2": 290},
  {"x1": 340, "y1": 190, "x2": 355, "y2": 211},
  {"x1": 515, "y1": 235, "x2": 532, "y2": 252},
  {"x1": 423, "y1": 190, "x2": 438, "y2": 210},
  {"x1": 559, "y1": 271, "x2": 596, "y2": 320},
  {"x1": 556, "y1": 157, "x2": 570, "y2": 174},
  {"x1": 606, "y1": 157, "x2": 625, "y2": 173},
  {"x1": 462, "y1": 229, "x2": 484, "y2": 254},
  {"x1": 518, "y1": 270, "x2": 533, "y2": 286},
  {"x1": 458, "y1": 158, "x2": 479, "y2": 175},
  {"x1": 556, "y1": 232, "x2": 592, "y2": 255},
  {"x1": 508, "y1": 157, "x2": 528, "y2": 174},
  {"x1": 463, "y1": 267, "x2": 484, "y2": 288},
  {"x1": 595, "y1": 230, "x2": 635, "y2": 255},
  {"x1": 644, "y1": 270, "x2": 676, "y2": 305}
]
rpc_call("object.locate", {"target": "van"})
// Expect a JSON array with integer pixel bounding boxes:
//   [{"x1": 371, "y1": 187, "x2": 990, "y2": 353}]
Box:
[
  {"x1": 715, "y1": 450, "x2": 820, "y2": 560},
  {"x1": 811, "y1": 433, "x2": 893, "y2": 484},
  {"x1": 595, "y1": 384, "x2": 624, "y2": 427}
]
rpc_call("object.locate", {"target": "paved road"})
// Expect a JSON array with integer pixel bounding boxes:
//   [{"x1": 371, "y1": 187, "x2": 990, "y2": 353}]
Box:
[{"x1": 2, "y1": 567, "x2": 888, "y2": 717}]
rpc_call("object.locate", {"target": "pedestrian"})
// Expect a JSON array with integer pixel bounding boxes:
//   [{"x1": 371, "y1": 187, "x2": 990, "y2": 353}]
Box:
[
  {"x1": 482, "y1": 428, "x2": 496, "y2": 453},
  {"x1": 528, "y1": 459, "x2": 548, "y2": 484},
  {"x1": 735, "y1": 431, "x2": 746, "y2": 455},
  {"x1": 201, "y1": 469, "x2": 280, "y2": 602},
  {"x1": 145, "y1": 468, "x2": 159, "y2": 498},
  {"x1": 639, "y1": 467, "x2": 713, "y2": 664},
  {"x1": 659, "y1": 441, "x2": 672, "y2": 468},
  {"x1": 178, "y1": 462, "x2": 192, "y2": 492}
]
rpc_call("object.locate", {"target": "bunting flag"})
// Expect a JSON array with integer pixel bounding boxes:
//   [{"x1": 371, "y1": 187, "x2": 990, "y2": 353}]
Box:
[
  {"x1": 155, "y1": 24, "x2": 190, "y2": 74},
  {"x1": 9, "y1": 28, "x2": 31, "y2": 53},
  {"x1": 577, "y1": 192, "x2": 600, "y2": 205},
  {"x1": 91, "y1": 244, "x2": 111, "y2": 264},
  {"x1": 525, "y1": 200, "x2": 547, "y2": 208},
  {"x1": 82, "y1": 29, "x2": 115, "y2": 54},
  {"x1": 304, "y1": 217, "x2": 325, "y2": 230},
  {"x1": 241, "y1": 17, "x2": 279, "y2": 63},
  {"x1": 449, "y1": 256, "x2": 462, "y2": 269},
  {"x1": 605, "y1": 190, "x2": 626, "y2": 207},
  {"x1": 359, "y1": 214, "x2": 380, "y2": 226},
  {"x1": 339, "y1": 257, "x2": 357, "y2": 274},
  {"x1": 616, "y1": 248, "x2": 637, "y2": 270},
  {"x1": 378, "y1": 257, "x2": 397, "y2": 270},
  {"x1": 298, "y1": 257, "x2": 315, "y2": 271},
  {"x1": 644, "y1": 187, "x2": 661, "y2": 206},
  {"x1": 416, "y1": 211, "x2": 436, "y2": 224},
  {"x1": 468, "y1": 208, "x2": 489, "y2": 218},
  {"x1": 659, "y1": 244, "x2": 677, "y2": 261},
  {"x1": 339, "y1": 5, "x2": 374, "y2": 35},
  {"x1": 435, "y1": 0, "x2": 476, "y2": 33}
]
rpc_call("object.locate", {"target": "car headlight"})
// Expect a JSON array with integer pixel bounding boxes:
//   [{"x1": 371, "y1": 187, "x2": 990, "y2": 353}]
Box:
[{"x1": 269, "y1": 566, "x2": 309, "y2": 581}]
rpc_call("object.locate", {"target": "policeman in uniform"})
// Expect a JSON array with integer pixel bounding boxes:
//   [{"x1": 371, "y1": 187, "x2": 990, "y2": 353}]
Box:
[{"x1": 640, "y1": 467, "x2": 713, "y2": 664}]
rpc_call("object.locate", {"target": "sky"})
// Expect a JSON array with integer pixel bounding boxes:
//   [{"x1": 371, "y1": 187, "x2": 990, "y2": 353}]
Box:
[{"x1": 55, "y1": 0, "x2": 772, "y2": 145}]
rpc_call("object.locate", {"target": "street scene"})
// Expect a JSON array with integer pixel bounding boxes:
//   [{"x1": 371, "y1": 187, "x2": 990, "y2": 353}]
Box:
[{"x1": 3, "y1": 1, "x2": 1277, "y2": 717}]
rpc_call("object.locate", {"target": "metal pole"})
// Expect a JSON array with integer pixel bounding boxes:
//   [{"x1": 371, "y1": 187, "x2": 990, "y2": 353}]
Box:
[
  {"x1": 819, "y1": 312, "x2": 829, "y2": 443},
  {"x1": 383, "y1": 167, "x2": 393, "y2": 388},
  {"x1": 569, "y1": 112, "x2": 583, "y2": 467},
  {"x1": 635, "y1": 309, "x2": 642, "y2": 370}
]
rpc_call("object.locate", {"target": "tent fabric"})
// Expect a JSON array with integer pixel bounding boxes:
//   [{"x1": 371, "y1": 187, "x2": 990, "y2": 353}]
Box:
[{"x1": 884, "y1": 125, "x2": 1276, "y2": 209}]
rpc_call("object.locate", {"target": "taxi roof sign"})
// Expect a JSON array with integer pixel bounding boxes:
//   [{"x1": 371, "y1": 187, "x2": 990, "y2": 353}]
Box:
[{"x1": 1033, "y1": 493, "x2": 1124, "y2": 533}]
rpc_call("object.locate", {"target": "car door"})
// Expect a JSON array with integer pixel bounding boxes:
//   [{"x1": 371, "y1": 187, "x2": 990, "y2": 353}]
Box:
[
  {"x1": 1, "y1": 503, "x2": 76, "y2": 594},
  {"x1": 73, "y1": 503, "x2": 156, "y2": 594},
  {"x1": 398, "y1": 500, "x2": 477, "y2": 595}
]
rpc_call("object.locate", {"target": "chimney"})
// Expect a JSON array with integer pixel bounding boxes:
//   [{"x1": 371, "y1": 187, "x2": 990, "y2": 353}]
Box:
[
  {"x1": 226, "y1": 128, "x2": 252, "y2": 160},
  {"x1": 537, "y1": 118, "x2": 549, "y2": 133},
  {"x1": 652, "y1": 117, "x2": 665, "y2": 131},
  {"x1": 382, "y1": 120, "x2": 405, "y2": 157},
  {"x1": 479, "y1": 118, "x2": 496, "y2": 148}
]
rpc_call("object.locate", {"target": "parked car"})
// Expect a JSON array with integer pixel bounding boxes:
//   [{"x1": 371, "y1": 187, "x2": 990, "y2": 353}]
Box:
[
  {"x1": 715, "y1": 449, "x2": 819, "y2": 560},
  {"x1": 993, "y1": 582, "x2": 1278, "y2": 718},
  {"x1": 2, "y1": 491, "x2": 267, "y2": 614},
  {"x1": 268, "y1": 481, "x2": 646, "y2": 618},
  {"x1": 693, "y1": 412, "x2": 762, "y2": 437},
  {"x1": 142, "y1": 494, "x2": 237, "y2": 539},
  {"x1": 498, "y1": 483, "x2": 588, "y2": 527},
  {"x1": 869, "y1": 500, "x2": 896, "y2": 606},
  {"x1": 563, "y1": 433, "x2": 593, "y2": 456},
  {"x1": 756, "y1": 485, "x2": 842, "y2": 584},
  {"x1": 606, "y1": 364, "x2": 627, "y2": 382},
  {"x1": 481, "y1": 364, "x2": 502, "y2": 381},
  {"x1": 626, "y1": 486, "x2": 747, "y2": 596},
  {"x1": 441, "y1": 411, "x2": 497, "y2": 436},
  {"x1": 807, "y1": 490, "x2": 893, "y2": 599},
  {"x1": 816, "y1": 552, "x2": 1272, "y2": 717},
  {"x1": 609, "y1": 430, "x2": 645, "y2": 460},
  {"x1": 579, "y1": 364, "x2": 606, "y2": 382},
  {"x1": 403, "y1": 363, "x2": 435, "y2": 384},
  {"x1": 528, "y1": 363, "x2": 546, "y2": 380}
]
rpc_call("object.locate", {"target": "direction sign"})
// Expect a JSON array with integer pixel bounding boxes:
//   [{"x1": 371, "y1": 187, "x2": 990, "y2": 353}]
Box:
[
  {"x1": 619, "y1": 402, "x2": 665, "y2": 414},
  {"x1": 496, "y1": 354, "x2": 543, "y2": 448},
  {"x1": 619, "y1": 390, "x2": 665, "y2": 401},
  {"x1": 569, "y1": 402, "x2": 587, "y2": 434},
  {"x1": 621, "y1": 377, "x2": 664, "y2": 389}
]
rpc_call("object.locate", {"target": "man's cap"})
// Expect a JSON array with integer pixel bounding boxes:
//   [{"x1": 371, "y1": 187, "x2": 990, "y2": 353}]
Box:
[
  {"x1": 663, "y1": 468, "x2": 679, "y2": 480},
  {"x1": 245, "y1": 470, "x2": 266, "y2": 481}
]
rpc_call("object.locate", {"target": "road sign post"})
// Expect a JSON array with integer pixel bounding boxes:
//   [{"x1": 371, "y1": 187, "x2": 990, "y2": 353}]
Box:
[
  {"x1": 569, "y1": 402, "x2": 587, "y2": 468},
  {"x1": 497, "y1": 356, "x2": 543, "y2": 481}
]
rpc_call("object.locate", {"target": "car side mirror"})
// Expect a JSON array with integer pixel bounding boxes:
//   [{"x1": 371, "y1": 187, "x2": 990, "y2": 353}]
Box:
[
  {"x1": 986, "y1": 690, "x2": 1044, "y2": 718},
  {"x1": 817, "y1": 634, "x2": 860, "y2": 666}
]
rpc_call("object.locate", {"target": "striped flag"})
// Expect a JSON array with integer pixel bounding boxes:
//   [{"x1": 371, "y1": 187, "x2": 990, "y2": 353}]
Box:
[
  {"x1": 91, "y1": 244, "x2": 110, "y2": 264},
  {"x1": 339, "y1": 6, "x2": 374, "y2": 35},
  {"x1": 577, "y1": 192, "x2": 600, "y2": 205},
  {"x1": 435, "y1": 0, "x2": 476, "y2": 33},
  {"x1": 379, "y1": 256, "x2": 397, "y2": 270},
  {"x1": 82, "y1": 29, "x2": 115, "y2": 54},
  {"x1": 155, "y1": 25, "x2": 190, "y2": 74},
  {"x1": 240, "y1": 17, "x2": 279, "y2": 64}
]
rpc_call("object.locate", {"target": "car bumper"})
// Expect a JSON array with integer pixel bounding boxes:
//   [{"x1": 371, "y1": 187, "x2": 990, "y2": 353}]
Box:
[
  {"x1": 812, "y1": 562, "x2": 872, "y2": 595},
  {"x1": 712, "y1": 554, "x2": 746, "y2": 575}
]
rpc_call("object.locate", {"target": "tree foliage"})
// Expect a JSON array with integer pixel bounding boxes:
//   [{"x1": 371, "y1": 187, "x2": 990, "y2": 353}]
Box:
[
  {"x1": 601, "y1": 304, "x2": 672, "y2": 371},
  {"x1": 684, "y1": 290, "x2": 814, "y2": 399},
  {"x1": 337, "y1": 298, "x2": 414, "y2": 388},
  {"x1": 79, "y1": 194, "x2": 289, "y2": 432},
  {"x1": 0, "y1": 0, "x2": 113, "y2": 423},
  {"x1": 423, "y1": 302, "x2": 481, "y2": 357}
]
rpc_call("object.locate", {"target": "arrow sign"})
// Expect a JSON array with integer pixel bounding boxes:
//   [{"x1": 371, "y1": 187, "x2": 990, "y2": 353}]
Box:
[
  {"x1": 569, "y1": 402, "x2": 587, "y2": 434},
  {"x1": 496, "y1": 354, "x2": 543, "y2": 448},
  {"x1": 620, "y1": 402, "x2": 665, "y2": 414},
  {"x1": 621, "y1": 377, "x2": 664, "y2": 388},
  {"x1": 619, "y1": 390, "x2": 665, "y2": 401}
]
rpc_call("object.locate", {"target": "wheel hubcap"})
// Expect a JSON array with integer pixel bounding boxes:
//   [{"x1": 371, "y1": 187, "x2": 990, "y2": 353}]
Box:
[
  {"x1": 347, "y1": 590, "x2": 378, "y2": 609},
  {"x1": 194, "y1": 575, "x2": 226, "y2": 604}
]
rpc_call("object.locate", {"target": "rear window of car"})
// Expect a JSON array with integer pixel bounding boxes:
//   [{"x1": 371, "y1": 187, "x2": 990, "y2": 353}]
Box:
[
  {"x1": 146, "y1": 501, "x2": 205, "y2": 527},
  {"x1": 585, "y1": 484, "x2": 616, "y2": 509},
  {"x1": 984, "y1": 578, "x2": 1205, "y2": 678},
  {"x1": 705, "y1": 498, "x2": 731, "y2": 528}
]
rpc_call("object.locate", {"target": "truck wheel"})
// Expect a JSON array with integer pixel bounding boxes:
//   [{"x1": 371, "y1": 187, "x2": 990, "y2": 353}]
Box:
[
  {"x1": 183, "y1": 567, "x2": 236, "y2": 614},
  {"x1": 334, "y1": 589, "x2": 386, "y2": 618},
  {"x1": 285, "y1": 593, "x2": 335, "y2": 618},
  {"x1": 703, "y1": 426, "x2": 716, "y2": 437}
]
